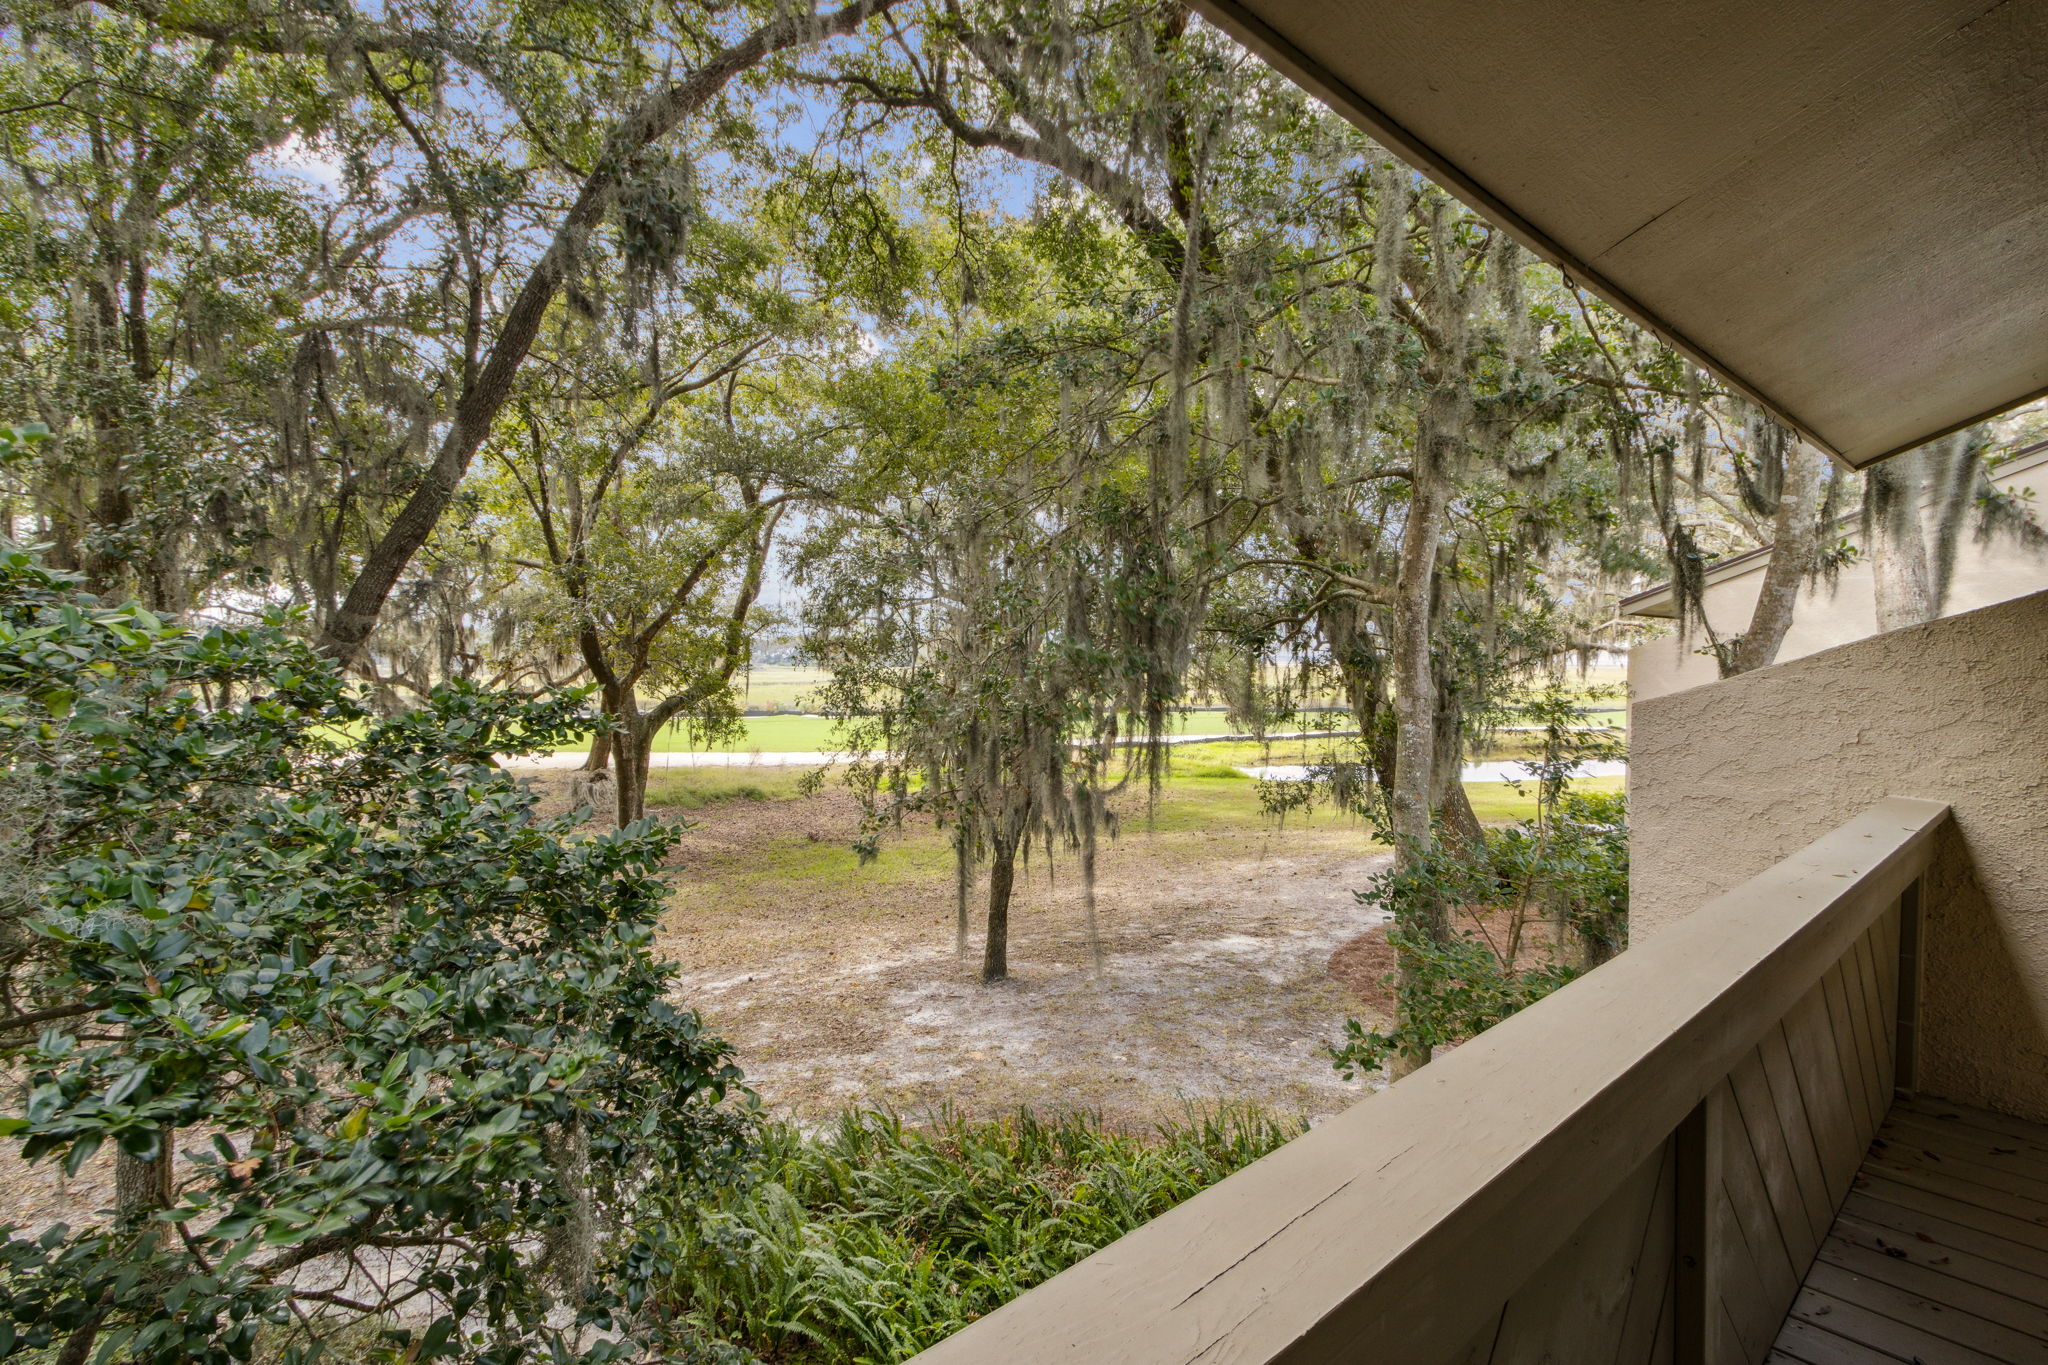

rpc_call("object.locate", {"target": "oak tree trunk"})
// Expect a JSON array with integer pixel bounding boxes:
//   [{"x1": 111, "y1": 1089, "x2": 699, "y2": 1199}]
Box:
[
  {"x1": 953, "y1": 832, "x2": 974, "y2": 958},
  {"x1": 1388, "y1": 428, "x2": 1453, "y2": 1080},
  {"x1": 115, "y1": 1147, "x2": 173, "y2": 1214},
  {"x1": 1430, "y1": 688, "x2": 1482, "y2": 855},
  {"x1": 1079, "y1": 784, "x2": 1105, "y2": 976},
  {"x1": 982, "y1": 832, "x2": 1017, "y2": 984},
  {"x1": 611, "y1": 697, "x2": 652, "y2": 826},
  {"x1": 1725, "y1": 441, "x2": 1827, "y2": 674},
  {"x1": 1869, "y1": 447, "x2": 1936, "y2": 633}
]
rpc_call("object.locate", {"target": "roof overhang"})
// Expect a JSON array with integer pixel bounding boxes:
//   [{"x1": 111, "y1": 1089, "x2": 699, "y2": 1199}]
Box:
[{"x1": 1192, "y1": 0, "x2": 2048, "y2": 469}]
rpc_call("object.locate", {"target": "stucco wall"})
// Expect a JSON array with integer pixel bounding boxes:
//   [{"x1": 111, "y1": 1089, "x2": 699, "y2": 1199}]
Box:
[
  {"x1": 1630, "y1": 587, "x2": 2048, "y2": 1122},
  {"x1": 1627, "y1": 458, "x2": 2048, "y2": 701}
]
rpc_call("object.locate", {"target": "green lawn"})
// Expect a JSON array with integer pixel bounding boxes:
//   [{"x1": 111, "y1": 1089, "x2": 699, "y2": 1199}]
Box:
[
  {"x1": 626, "y1": 712, "x2": 1625, "y2": 762},
  {"x1": 644, "y1": 761, "x2": 1621, "y2": 837},
  {"x1": 641, "y1": 766, "x2": 819, "y2": 809},
  {"x1": 735, "y1": 663, "x2": 831, "y2": 712},
  {"x1": 625, "y1": 708, "x2": 1360, "y2": 754},
  {"x1": 651, "y1": 768, "x2": 1621, "y2": 915},
  {"x1": 555, "y1": 660, "x2": 1630, "y2": 756}
]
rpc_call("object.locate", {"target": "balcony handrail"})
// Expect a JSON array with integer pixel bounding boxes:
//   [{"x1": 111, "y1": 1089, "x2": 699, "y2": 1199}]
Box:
[{"x1": 906, "y1": 796, "x2": 1950, "y2": 1365}]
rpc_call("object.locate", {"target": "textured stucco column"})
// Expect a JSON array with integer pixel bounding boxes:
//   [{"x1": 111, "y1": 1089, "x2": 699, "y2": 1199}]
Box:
[{"x1": 1630, "y1": 587, "x2": 2048, "y2": 1121}]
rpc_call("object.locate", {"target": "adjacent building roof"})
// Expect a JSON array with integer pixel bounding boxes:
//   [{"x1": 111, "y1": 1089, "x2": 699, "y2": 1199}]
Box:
[
  {"x1": 1618, "y1": 440, "x2": 2048, "y2": 618},
  {"x1": 1193, "y1": 0, "x2": 2048, "y2": 469}
]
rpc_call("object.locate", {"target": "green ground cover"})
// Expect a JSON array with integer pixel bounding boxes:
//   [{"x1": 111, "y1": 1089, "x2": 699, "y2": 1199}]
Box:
[
  {"x1": 663, "y1": 1107, "x2": 1302, "y2": 1364},
  {"x1": 735, "y1": 663, "x2": 832, "y2": 711},
  {"x1": 641, "y1": 766, "x2": 819, "y2": 809}
]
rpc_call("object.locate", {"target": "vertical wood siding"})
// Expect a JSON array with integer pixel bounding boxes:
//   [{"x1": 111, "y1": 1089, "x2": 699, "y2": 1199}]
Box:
[
  {"x1": 904, "y1": 800, "x2": 1947, "y2": 1365},
  {"x1": 1470, "y1": 902, "x2": 1902, "y2": 1365}
]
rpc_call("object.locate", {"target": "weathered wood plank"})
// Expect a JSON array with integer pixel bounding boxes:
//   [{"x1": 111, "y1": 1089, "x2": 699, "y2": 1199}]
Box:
[
  {"x1": 1818, "y1": 1236, "x2": 2048, "y2": 1342},
  {"x1": 1839, "y1": 1189, "x2": 2048, "y2": 1281},
  {"x1": 1827, "y1": 1212, "x2": 2048, "y2": 1316},
  {"x1": 1648, "y1": 1254, "x2": 1677, "y2": 1365},
  {"x1": 1757, "y1": 1022, "x2": 1838, "y2": 1250},
  {"x1": 1866, "y1": 1129, "x2": 2048, "y2": 1207},
  {"x1": 1821, "y1": 961, "x2": 1880, "y2": 1142},
  {"x1": 1711, "y1": 1300, "x2": 1747, "y2": 1365},
  {"x1": 1850, "y1": 1172, "x2": 2048, "y2": 1256},
  {"x1": 1449, "y1": 1307, "x2": 1505, "y2": 1364},
  {"x1": 1783, "y1": 986, "x2": 1863, "y2": 1205},
  {"x1": 1729, "y1": 1045, "x2": 1824, "y2": 1272},
  {"x1": 1847, "y1": 930, "x2": 1893, "y2": 1085},
  {"x1": 1895, "y1": 1096, "x2": 2048, "y2": 1158},
  {"x1": 1717, "y1": 1075, "x2": 1802, "y2": 1355},
  {"x1": 1783, "y1": 1287, "x2": 2006, "y2": 1363},
  {"x1": 1770, "y1": 1314, "x2": 1910, "y2": 1363},
  {"x1": 1802, "y1": 1258, "x2": 2045, "y2": 1361},
  {"x1": 1855, "y1": 1151, "x2": 2048, "y2": 1235},
  {"x1": 1611, "y1": 1140, "x2": 1676, "y2": 1365},
  {"x1": 1868, "y1": 904, "x2": 1899, "y2": 1058},
  {"x1": 1488, "y1": 1145, "x2": 1665, "y2": 1364},
  {"x1": 1892, "y1": 881, "x2": 1922, "y2": 1096},
  {"x1": 1711, "y1": 1169, "x2": 1778, "y2": 1365},
  {"x1": 1881, "y1": 1109, "x2": 2048, "y2": 1184}
]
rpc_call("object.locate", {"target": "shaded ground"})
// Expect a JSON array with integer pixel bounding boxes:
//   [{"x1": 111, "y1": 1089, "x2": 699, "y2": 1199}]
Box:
[
  {"x1": 5, "y1": 766, "x2": 1494, "y2": 1230},
  {"x1": 646, "y1": 772, "x2": 1395, "y2": 1128}
]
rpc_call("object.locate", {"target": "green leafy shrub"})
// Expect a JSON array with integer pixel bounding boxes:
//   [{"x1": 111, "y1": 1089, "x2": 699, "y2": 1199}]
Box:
[
  {"x1": 660, "y1": 1106, "x2": 1301, "y2": 1363},
  {"x1": 1498, "y1": 789, "x2": 1628, "y2": 961},
  {"x1": 1329, "y1": 791, "x2": 1629, "y2": 1079},
  {"x1": 0, "y1": 536, "x2": 749, "y2": 1364}
]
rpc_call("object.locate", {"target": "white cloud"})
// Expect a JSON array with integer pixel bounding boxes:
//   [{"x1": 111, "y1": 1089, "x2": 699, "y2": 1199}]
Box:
[{"x1": 263, "y1": 133, "x2": 346, "y2": 192}]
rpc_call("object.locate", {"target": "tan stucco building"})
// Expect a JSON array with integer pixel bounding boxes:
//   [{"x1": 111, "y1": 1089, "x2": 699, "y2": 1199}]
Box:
[{"x1": 1625, "y1": 444, "x2": 2048, "y2": 701}]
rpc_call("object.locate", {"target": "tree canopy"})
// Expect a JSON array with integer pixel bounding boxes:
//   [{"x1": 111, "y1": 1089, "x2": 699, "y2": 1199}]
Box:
[{"x1": 3, "y1": 6, "x2": 2039, "y2": 1355}]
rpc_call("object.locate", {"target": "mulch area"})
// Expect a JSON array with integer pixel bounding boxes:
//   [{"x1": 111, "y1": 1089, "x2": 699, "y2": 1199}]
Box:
[
  {"x1": 1326, "y1": 904, "x2": 1566, "y2": 1022},
  {"x1": 1327, "y1": 928, "x2": 1398, "y2": 1017}
]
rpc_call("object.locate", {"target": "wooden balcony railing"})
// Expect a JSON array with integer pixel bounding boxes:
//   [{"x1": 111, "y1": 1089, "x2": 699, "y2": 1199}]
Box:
[{"x1": 906, "y1": 797, "x2": 1949, "y2": 1365}]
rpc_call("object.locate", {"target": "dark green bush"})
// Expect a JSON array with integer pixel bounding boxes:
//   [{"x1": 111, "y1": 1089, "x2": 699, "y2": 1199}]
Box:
[{"x1": 0, "y1": 527, "x2": 748, "y2": 1364}]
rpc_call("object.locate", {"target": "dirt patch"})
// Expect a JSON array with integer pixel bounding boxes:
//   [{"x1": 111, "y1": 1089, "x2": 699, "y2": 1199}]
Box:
[
  {"x1": 652, "y1": 780, "x2": 1397, "y2": 1129},
  {"x1": 1, "y1": 776, "x2": 1401, "y2": 1234},
  {"x1": 1328, "y1": 929, "x2": 1398, "y2": 1017},
  {"x1": 1326, "y1": 902, "x2": 1571, "y2": 1026}
]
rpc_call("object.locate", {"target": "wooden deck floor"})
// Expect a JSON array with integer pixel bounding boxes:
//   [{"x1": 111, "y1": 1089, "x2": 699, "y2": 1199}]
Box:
[{"x1": 1769, "y1": 1094, "x2": 2048, "y2": 1363}]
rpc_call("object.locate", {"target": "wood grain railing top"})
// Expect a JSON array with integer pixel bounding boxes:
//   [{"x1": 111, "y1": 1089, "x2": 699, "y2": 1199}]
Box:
[{"x1": 906, "y1": 796, "x2": 1950, "y2": 1365}]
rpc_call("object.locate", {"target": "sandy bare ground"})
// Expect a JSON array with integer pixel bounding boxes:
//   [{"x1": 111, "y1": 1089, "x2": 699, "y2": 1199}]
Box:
[
  {"x1": 1, "y1": 779, "x2": 1394, "y2": 1234},
  {"x1": 657, "y1": 787, "x2": 1393, "y2": 1128}
]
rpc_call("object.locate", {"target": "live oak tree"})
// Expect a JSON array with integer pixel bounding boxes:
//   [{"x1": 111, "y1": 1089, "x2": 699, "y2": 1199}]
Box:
[
  {"x1": 488, "y1": 341, "x2": 806, "y2": 825},
  {"x1": 798, "y1": 219, "x2": 1220, "y2": 981},
  {"x1": 0, "y1": 6, "x2": 346, "y2": 610},
  {"x1": 1863, "y1": 424, "x2": 2048, "y2": 633},
  {"x1": 1567, "y1": 300, "x2": 1849, "y2": 677},
  {"x1": 814, "y1": 1, "x2": 1633, "y2": 1057},
  {"x1": 7, "y1": 0, "x2": 902, "y2": 667}
]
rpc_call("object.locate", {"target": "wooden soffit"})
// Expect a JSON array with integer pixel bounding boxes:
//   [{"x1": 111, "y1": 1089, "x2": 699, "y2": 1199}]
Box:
[{"x1": 1192, "y1": 0, "x2": 2048, "y2": 468}]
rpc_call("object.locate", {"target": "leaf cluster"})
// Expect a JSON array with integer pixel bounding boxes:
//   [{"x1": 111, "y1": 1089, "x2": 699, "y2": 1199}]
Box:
[{"x1": 0, "y1": 539, "x2": 751, "y2": 1364}]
